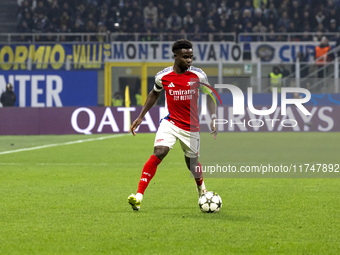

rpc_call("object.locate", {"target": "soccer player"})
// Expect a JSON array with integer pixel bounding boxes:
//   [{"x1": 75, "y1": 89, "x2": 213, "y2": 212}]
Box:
[{"x1": 128, "y1": 39, "x2": 217, "y2": 211}]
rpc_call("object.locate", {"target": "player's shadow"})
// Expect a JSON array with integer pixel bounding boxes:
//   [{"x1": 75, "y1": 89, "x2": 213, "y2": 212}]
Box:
[
  {"x1": 120, "y1": 206, "x2": 251, "y2": 222},
  {"x1": 144, "y1": 205, "x2": 252, "y2": 222}
]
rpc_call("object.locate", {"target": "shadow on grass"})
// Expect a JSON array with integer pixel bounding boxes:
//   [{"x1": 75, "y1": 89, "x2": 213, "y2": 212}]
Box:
[{"x1": 118, "y1": 206, "x2": 251, "y2": 223}]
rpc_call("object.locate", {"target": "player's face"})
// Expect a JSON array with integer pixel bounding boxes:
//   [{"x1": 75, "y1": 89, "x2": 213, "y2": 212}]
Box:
[{"x1": 175, "y1": 48, "x2": 193, "y2": 70}]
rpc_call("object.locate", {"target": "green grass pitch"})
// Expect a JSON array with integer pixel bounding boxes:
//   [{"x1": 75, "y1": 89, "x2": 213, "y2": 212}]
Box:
[{"x1": 0, "y1": 133, "x2": 339, "y2": 254}]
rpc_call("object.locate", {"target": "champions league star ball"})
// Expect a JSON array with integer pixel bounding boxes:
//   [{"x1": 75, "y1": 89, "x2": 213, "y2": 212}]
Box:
[{"x1": 198, "y1": 191, "x2": 222, "y2": 213}]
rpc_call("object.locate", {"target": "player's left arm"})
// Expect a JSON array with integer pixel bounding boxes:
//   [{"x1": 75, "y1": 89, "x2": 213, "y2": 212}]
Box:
[
  {"x1": 207, "y1": 94, "x2": 217, "y2": 139},
  {"x1": 198, "y1": 70, "x2": 217, "y2": 139}
]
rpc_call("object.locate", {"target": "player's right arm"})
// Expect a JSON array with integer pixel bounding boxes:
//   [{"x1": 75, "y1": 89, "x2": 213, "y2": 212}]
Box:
[
  {"x1": 130, "y1": 68, "x2": 166, "y2": 135},
  {"x1": 129, "y1": 89, "x2": 160, "y2": 136}
]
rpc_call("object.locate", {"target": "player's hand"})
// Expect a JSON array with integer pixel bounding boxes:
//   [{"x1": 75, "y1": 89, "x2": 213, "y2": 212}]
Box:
[
  {"x1": 129, "y1": 117, "x2": 143, "y2": 136},
  {"x1": 210, "y1": 119, "x2": 217, "y2": 139}
]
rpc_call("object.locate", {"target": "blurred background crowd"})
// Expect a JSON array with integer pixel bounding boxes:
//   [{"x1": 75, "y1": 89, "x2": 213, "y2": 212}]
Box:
[{"x1": 16, "y1": 0, "x2": 340, "y2": 42}]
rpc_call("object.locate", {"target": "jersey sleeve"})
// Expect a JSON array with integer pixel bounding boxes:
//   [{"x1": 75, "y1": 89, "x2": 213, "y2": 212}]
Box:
[
  {"x1": 153, "y1": 73, "x2": 164, "y2": 92},
  {"x1": 196, "y1": 69, "x2": 217, "y2": 106},
  {"x1": 200, "y1": 85, "x2": 212, "y2": 95},
  {"x1": 198, "y1": 69, "x2": 212, "y2": 94}
]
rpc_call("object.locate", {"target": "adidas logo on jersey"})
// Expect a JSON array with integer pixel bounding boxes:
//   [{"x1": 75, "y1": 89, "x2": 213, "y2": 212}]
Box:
[{"x1": 168, "y1": 82, "x2": 175, "y2": 87}]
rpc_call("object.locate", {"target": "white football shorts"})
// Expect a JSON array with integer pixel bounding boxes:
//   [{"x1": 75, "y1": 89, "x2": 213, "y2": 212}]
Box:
[{"x1": 154, "y1": 119, "x2": 200, "y2": 158}]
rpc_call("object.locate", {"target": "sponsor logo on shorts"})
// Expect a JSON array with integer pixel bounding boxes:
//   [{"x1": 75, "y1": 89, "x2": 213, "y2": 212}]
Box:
[{"x1": 155, "y1": 139, "x2": 164, "y2": 143}]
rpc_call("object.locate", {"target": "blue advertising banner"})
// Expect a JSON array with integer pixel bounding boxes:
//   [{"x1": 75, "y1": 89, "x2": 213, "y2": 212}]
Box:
[
  {"x1": 0, "y1": 43, "x2": 111, "y2": 71},
  {"x1": 110, "y1": 42, "x2": 245, "y2": 63},
  {"x1": 0, "y1": 71, "x2": 98, "y2": 107},
  {"x1": 109, "y1": 42, "x2": 329, "y2": 63}
]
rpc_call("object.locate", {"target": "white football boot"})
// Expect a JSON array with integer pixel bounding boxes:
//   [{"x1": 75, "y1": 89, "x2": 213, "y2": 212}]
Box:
[{"x1": 127, "y1": 193, "x2": 143, "y2": 211}]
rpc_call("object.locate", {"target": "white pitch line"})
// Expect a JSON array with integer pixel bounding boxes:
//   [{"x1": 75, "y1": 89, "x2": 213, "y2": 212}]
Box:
[{"x1": 0, "y1": 134, "x2": 128, "y2": 155}]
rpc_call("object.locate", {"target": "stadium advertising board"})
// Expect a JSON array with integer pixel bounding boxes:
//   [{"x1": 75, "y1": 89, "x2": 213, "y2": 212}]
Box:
[
  {"x1": 0, "y1": 42, "x2": 332, "y2": 66},
  {"x1": 110, "y1": 42, "x2": 333, "y2": 63},
  {"x1": 0, "y1": 71, "x2": 97, "y2": 107},
  {"x1": 0, "y1": 106, "x2": 339, "y2": 135},
  {"x1": 111, "y1": 42, "x2": 244, "y2": 63},
  {"x1": 251, "y1": 42, "x2": 335, "y2": 63},
  {"x1": 0, "y1": 43, "x2": 111, "y2": 71}
]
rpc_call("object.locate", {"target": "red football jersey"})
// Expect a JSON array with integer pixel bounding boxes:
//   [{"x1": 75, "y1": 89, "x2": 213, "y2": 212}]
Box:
[{"x1": 154, "y1": 66, "x2": 209, "y2": 132}]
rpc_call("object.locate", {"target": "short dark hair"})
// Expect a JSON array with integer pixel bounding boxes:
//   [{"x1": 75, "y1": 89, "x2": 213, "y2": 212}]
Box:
[{"x1": 172, "y1": 39, "x2": 192, "y2": 53}]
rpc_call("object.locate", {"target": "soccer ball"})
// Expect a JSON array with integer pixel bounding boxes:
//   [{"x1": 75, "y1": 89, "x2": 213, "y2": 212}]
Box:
[{"x1": 198, "y1": 191, "x2": 222, "y2": 213}]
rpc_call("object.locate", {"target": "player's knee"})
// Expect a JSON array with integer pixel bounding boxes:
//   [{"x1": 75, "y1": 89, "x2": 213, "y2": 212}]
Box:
[{"x1": 153, "y1": 146, "x2": 169, "y2": 161}]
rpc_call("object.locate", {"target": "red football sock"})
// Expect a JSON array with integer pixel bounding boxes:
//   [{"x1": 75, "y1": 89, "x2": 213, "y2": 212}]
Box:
[
  {"x1": 195, "y1": 162, "x2": 204, "y2": 186},
  {"x1": 137, "y1": 155, "x2": 162, "y2": 195}
]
